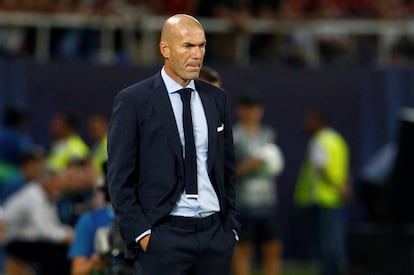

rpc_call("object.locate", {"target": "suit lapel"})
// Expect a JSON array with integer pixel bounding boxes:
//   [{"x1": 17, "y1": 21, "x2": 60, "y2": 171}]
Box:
[
  {"x1": 197, "y1": 83, "x2": 218, "y2": 172},
  {"x1": 151, "y1": 75, "x2": 183, "y2": 163}
]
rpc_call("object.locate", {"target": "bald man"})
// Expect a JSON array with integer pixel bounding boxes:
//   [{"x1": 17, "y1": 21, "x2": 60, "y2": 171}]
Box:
[{"x1": 107, "y1": 14, "x2": 240, "y2": 275}]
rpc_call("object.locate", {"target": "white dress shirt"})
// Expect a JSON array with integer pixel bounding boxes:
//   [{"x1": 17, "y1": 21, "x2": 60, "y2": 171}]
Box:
[
  {"x1": 161, "y1": 68, "x2": 220, "y2": 217},
  {"x1": 2, "y1": 182, "x2": 72, "y2": 242}
]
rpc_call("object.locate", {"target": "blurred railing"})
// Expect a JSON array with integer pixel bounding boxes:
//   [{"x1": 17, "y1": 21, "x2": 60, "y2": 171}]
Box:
[{"x1": 0, "y1": 11, "x2": 413, "y2": 65}]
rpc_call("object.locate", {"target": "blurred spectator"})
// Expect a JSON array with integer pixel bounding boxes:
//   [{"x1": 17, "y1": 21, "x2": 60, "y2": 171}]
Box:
[
  {"x1": 0, "y1": 148, "x2": 44, "y2": 275},
  {"x1": 373, "y1": 0, "x2": 412, "y2": 19},
  {"x1": 277, "y1": 0, "x2": 313, "y2": 19},
  {"x1": 0, "y1": 1, "x2": 26, "y2": 57},
  {"x1": 0, "y1": 109, "x2": 39, "y2": 273},
  {"x1": 47, "y1": 112, "x2": 93, "y2": 226},
  {"x1": 294, "y1": 109, "x2": 350, "y2": 275},
  {"x1": 50, "y1": 0, "x2": 115, "y2": 62},
  {"x1": 87, "y1": 113, "x2": 108, "y2": 186},
  {"x1": 0, "y1": 107, "x2": 33, "y2": 196},
  {"x1": 68, "y1": 161, "x2": 134, "y2": 275},
  {"x1": 232, "y1": 96, "x2": 284, "y2": 275},
  {"x1": 0, "y1": 146, "x2": 45, "y2": 205},
  {"x1": 1, "y1": 167, "x2": 73, "y2": 275},
  {"x1": 196, "y1": 0, "x2": 234, "y2": 17},
  {"x1": 199, "y1": 66, "x2": 222, "y2": 87},
  {"x1": 47, "y1": 112, "x2": 90, "y2": 171},
  {"x1": 147, "y1": 0, "x2": 198, "y2": 15},
  {"x1": 0, "y1": 27, "x2": 26, "y2": 58},
  {"x1": 112, "y1": 0, "x2": 150, "y2": 20},
  {"x1": 348, "y1": 0, "x2": 376, "y2": 17},
  {"x1": 0, "y1": 106, "x2": 33, "y2": 167},
  {"x1": 226, "y1": 0, "x2": 284, "y2": 64},
  {"x1": 58, "y1": 159, "x2": 98, "y2": 226},
  {"x1": 196, "y1": 0, "x2": 245, "y2": 62},
  {"x1": 318, "y1": 35, "x2": 357, "y2": 66},
  {"x1": 68, "y1": 163, "x2": 114, "y2": 275}
]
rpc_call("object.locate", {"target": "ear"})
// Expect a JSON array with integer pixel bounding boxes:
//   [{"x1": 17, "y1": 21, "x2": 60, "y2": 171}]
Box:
[{"x1": 159, "y1": 41, "x2": 170, "y2": 59}]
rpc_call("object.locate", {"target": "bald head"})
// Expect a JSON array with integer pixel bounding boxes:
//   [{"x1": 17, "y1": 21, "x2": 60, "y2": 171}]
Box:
[
  {"x1": 161, "y1": 14, "x2": 203, "y2": 44},
  {"x1": 159, "y1": 14, "x2": 206, "y2": 87}
]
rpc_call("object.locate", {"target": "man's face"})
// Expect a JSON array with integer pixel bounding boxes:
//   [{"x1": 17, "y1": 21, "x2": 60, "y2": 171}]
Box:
[
  {"x1": 23, "y1": 158, "x2": 45, "y2": 181},
  {"x1": 304, "y1": 113, "x2": 320, "y2": 135},
  {"x1": 50, "y1": 116, "x2": 67, "y2": 139},
  {"x1": 44, "y1": 176, "x2": 63, "y2": 201},
  {"x1": 237, "y1": 105, "x2": 264, "y2": 124},
  {"x1": 87, "y1": 116, "x2": 107, "y2": 141},
  {"x1": 161, "y1": 25, "x2": 206, "y2": 86}
]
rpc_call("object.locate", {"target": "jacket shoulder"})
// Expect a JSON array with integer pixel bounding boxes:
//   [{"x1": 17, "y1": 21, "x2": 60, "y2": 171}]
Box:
[{"x1": 116, "y1": 73, "x2": 160, "y2": 100}]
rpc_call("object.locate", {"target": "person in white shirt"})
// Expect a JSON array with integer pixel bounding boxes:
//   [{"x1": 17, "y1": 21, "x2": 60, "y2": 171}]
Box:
[{"x1": 1, "y1": 167, "x2": 73, "y2": 275}]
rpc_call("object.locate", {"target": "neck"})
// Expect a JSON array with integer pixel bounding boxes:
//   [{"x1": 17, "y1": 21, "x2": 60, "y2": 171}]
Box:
[
  {"x1": 164, "y1": 66, "x2": 190, "y2": 87},
  {"x1": 57, "y1": 131, "x2": 73, "y2": 140}
]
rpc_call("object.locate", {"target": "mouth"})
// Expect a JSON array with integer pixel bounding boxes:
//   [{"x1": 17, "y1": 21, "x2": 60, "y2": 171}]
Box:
[{"x1": 187, "y1": 64, "x2": 200, "y2": 70}]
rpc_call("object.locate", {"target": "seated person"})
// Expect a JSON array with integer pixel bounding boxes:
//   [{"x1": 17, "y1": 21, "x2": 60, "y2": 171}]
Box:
[
  {"x1": 58, "y1": 158, "x2": 98, "y2": 226},
  {"x1": 1, "y1": 167, "x2": 73, "y2": 275},
  {"x1": 68, "y1": 162, "x2": 116, "y2": 275}
]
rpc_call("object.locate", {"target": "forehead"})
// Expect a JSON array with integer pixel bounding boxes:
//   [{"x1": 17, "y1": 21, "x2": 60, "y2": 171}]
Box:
[{"x1": 175, "y1": 26, "x2": 206, "y2": 43}]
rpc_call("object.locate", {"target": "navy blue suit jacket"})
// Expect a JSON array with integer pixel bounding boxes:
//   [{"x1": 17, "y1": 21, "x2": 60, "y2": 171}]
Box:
[{"x1": 107, "y1": 72, "x2": 240, "y2": 253}]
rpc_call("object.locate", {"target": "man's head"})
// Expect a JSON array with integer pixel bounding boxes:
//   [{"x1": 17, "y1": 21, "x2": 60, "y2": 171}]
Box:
[
  {"x1": 87, "y1": 114, "x2": 108, "y2": 142},
  {"x1": 38, "y1": 168, "x2": 64, "y2": 201},
  {"x1": 50, "y1": 112, "x2": 77, "y2": 140},
  {"x1": 304, "y1": 109, "x2": 329, "y2": 135},
  {"x1": 20, "y1": 146, "x2": 46, "y2": 181},
  {"x1": 199, "y1": 66, "x2": 222, "y2": 88},
  {"x1": 160, "y1": 14, "x2": 206, "y2": 87},
  {"x1": 3, "y1": 106, "x2": 28, "y2": 130},
  {"x1": 64, "y1": 159, "x2": 98, "y2": 193},
  {"x1": 236, "y1": 96, "x2": 264, "y2": 125}
]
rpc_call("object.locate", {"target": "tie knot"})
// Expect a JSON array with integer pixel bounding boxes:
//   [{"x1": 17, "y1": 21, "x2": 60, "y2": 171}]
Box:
[{"x1": 177, "y1": 88, "x2": 193, "y2": 102}]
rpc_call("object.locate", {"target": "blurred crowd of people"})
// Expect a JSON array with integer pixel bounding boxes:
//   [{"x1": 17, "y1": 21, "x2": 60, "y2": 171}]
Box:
[
  {"x1": 1, "y1": 0, "x2": 414, "y2": 19},
  {"x1": 1, "y1": 0, "x2": 414, "y2": 66},
  {"x1": 0, "y1": 107, "x2": 114, "y2": 275}
]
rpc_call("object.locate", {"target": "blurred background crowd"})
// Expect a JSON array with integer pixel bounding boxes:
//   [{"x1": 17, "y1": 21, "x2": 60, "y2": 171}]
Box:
[
  {"x1": 0, "y1": 107, "x2": 112, "y2": 274},
  {"x1": 2, "y1": 0, "x2": 414, "y2": 66},
  {"x1": 2, "y1": 0, "x2": 414, "y2": 21}
]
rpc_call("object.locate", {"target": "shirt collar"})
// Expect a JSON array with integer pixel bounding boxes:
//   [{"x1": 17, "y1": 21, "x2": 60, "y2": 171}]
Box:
[{"x1": 161, "y1": 67, "x2": 196, "y2": 94}]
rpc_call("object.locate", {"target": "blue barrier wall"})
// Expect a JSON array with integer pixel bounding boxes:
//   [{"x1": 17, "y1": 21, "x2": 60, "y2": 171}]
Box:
[{"x1": 1, "y1": 59, "x2": 414, "y2": 259}]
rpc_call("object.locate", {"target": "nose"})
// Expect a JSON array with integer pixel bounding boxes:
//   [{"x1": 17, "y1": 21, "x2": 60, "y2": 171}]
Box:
[{"x1": 191, "y1": 46, "x2": 203, "y2": 59}]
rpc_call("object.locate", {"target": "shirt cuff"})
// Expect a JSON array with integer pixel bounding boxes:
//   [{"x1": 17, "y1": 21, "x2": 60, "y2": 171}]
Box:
[
  {"x1": 232, "y1": 229, "x2": 239, "y2": 241},
  {"x1": 135, "y1": 229, "x2": 151, "y2": 243}
]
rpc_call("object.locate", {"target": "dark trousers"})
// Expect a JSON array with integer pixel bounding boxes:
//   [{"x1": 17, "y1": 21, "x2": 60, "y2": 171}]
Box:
[
  {"x1": 6, "y1": 240, "x2": 70, "y2": 275},
  {"x1": 313, "y1": 206, "x2": 347, "y2": 275},
  {"x1": 134, "y1": 213, "x2": 236, "y2": 275}
]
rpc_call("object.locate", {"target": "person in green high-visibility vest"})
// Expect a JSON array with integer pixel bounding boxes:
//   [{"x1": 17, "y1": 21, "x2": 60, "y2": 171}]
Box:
[
  {"x1": 294, "y1": 109, "x2": 351, "y2": 275},
  {"x1": 47, "y1": 112, "x2": 90, "y2": 172},
  {"x1": 87, "y1": 114, "x2": 108, "y2": 187}
]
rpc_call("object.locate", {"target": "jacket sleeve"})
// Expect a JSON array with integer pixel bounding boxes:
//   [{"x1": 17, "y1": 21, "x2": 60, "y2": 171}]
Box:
[{"x1": 107, "y1": 91, "x2": 150, "y2": 248}]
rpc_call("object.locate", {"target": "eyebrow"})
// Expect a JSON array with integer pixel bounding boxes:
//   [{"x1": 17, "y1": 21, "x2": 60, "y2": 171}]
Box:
[{"x1": 182, "y1": 41, "x2": 206, "y2": 47}]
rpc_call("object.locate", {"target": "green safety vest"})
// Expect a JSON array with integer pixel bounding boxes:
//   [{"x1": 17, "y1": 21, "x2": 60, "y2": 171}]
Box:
[
  {"x1": 48, "y1": 135, "x2": 90, "y2": 171},
  {"x1": 91, "y1": 136, "x2": 108, "y2": 176},
  {"x1": 295, "y1": 128, "x2": 349, "y2": 208}
]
